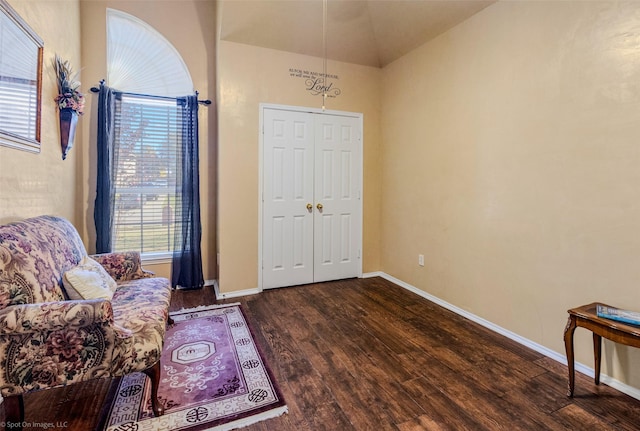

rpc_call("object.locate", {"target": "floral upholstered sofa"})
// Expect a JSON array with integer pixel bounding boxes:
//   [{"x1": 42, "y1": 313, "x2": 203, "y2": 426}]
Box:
[{"x1": 0, "y1": 215, "x2": 171, "y2": 427}]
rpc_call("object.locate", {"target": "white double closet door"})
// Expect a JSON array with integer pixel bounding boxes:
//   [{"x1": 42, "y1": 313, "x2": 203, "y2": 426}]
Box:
[{"x1": 262, "y1": 106, "x2": 362, "y2": 289}]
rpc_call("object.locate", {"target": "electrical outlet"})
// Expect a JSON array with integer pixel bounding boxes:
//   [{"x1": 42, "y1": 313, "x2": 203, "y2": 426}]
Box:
[{"x1": 418, "y1": 254, "x2": 424, "y2": 266}]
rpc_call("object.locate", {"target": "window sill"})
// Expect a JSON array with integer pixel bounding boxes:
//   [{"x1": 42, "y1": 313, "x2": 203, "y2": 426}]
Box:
[{"x1": 141, "y1": 252, "x2": 172, "y2": 265}]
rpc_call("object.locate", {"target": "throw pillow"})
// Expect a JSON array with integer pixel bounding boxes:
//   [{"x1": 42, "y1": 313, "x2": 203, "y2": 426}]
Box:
[{"x1": 63, "y1": 256, "x2": 118, "y2": 300}]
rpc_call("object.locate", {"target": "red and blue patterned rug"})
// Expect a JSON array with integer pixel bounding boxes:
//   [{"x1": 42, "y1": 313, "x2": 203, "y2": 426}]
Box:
[{"x1": 101, "y1": 304, "x2": 287, "y2": 431}]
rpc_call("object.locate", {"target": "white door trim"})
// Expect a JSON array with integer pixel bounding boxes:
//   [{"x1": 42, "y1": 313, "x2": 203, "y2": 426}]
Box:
[{"x1": 258, "y1": 103, "x2": 364, "y2": 291}]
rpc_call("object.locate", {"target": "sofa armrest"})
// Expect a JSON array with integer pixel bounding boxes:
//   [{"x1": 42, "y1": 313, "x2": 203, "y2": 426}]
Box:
[
  {"x1": 90, "y1": 251, "x2": 154, "y2": 282},
  {"x1": 0, "y1": 299, "x2": 114, "y2": 335},
  {"x1": 0, "y1": 299, "x2": 123, "y2": 397}
]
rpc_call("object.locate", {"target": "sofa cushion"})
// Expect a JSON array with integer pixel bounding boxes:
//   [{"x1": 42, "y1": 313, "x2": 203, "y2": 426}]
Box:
[
  {"x1": 62, "y1": 256, "x2": 118, "y2": 300},
  {"x1": 110, "y1": 276, "x2": 172, "y2": 374},
  {"x1": 91, "y1": 252, "x2": 149, "y2": 282},
  {"x1": 0, "y1": 216, "x2": 87, "y2": 310}
]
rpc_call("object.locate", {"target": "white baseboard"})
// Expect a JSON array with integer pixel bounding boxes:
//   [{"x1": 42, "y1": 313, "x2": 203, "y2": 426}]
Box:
[
  {"x1": 374, "y1": 272, "x2": 640, "y2": 401},
  {"x1": 214, "y1": 280, "x2": 261, "y2": 300}
]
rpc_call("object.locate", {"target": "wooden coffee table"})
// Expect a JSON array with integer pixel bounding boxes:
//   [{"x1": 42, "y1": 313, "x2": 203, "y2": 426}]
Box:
[{"x1": 564, "y1": 303, "x2": 640, "y2": 397}]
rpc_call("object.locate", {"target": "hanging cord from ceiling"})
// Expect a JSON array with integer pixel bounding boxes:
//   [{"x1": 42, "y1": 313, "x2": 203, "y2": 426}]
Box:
[{"x1": 322, "y1": 0, "x2": 328, "y2": 111}]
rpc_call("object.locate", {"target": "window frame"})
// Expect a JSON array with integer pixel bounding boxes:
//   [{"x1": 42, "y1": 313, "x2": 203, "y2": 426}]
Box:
[{"x1": 0, "y1": 0, "x2": 43, "y2": 153}]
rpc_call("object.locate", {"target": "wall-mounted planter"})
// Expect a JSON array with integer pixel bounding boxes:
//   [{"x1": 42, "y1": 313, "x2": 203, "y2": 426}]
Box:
[
  {"x1": 53, "y1": 54, "x2": 84, "y2": 160},
  {"x1": 59, "y1": 107, "x2": 78, "y2": 160}
]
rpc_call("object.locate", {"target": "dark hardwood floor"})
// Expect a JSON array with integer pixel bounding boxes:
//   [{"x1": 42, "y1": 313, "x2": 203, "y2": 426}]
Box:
[{"x1": 4, "y1": 277, "x2": 640, "y2": 430}]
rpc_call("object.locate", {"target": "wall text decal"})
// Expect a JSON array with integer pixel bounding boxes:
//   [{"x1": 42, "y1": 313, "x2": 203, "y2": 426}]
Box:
[{"x1": 289, "y1": 68, "x2": 342, "y2": 98}]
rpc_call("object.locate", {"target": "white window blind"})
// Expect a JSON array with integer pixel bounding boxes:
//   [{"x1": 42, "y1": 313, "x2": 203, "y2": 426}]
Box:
[
  {"x1": 112, "y1": 94, "x2": 183, "y2": 256},
  {"x1": 0, "y1": 78, "x2": 37, "y2": 139},
  {"x1": 107, "y1": 9, "x2": 193, "y2": 97},
  {"x1": 0, "y1": 6, "x2": 39, "y2": 143}
]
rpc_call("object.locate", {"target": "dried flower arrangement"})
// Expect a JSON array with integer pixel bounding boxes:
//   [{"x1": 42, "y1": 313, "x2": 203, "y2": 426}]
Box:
[{"x1": 53, "y1": 54, "x2": 85, "y2": 115}]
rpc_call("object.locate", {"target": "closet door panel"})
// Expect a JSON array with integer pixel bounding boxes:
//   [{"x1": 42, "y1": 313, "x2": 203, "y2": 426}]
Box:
[
  {"x1": 313, "y1": 114, "x2": 361, "y2": 283},
  {"x1": 262, "y1": 109, "x2": 315, "y2": 289}
]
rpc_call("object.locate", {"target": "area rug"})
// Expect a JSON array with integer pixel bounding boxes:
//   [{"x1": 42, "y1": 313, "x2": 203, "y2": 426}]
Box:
[{"x1": 101, "y1": 303, "x2": 287, "y2": 431}]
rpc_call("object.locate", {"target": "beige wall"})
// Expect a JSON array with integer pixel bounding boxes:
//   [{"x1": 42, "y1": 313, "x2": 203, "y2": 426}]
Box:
[
  {"x1": 79, "y1": 0, "x2": 217, "y2": 281},
  {"x1": 0, "y1": 0, "x2": 81, "y2": 225},
  {"x1": 6, "y1": 0, "x2": 640, "y2": 394},
  {"x1": 381, "y1": 0, "x2": 640, "y2": 389},
  {"x1": 217, "y1": 40, "x2": 382, "y2": 294},
  {"x1": 1, "y1": 1, "x2": 217, "y2": 281}
]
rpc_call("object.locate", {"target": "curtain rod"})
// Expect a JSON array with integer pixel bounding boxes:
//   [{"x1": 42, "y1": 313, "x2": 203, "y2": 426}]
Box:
[{"x1": 90, "y1": 85, "x2": 212, "y2": 106}]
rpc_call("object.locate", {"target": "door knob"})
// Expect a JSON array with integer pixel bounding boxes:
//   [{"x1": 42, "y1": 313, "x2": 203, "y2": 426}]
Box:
[
  {"x1": 317, "y1": 203, "x2": 323, "y2": 210},
  {"x1": 306, "y1": 203, "x2": 313, "y2": 212}
]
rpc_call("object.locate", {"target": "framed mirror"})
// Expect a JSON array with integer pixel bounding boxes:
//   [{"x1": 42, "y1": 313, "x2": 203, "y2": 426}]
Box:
[{"x1": 0, "y1": 0, "x2": 43, "y2": 153}]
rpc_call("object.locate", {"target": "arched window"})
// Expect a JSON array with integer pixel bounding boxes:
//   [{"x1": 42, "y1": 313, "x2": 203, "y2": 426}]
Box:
[
  {"x1": 107, "y1": 9, "x2": 193, "y2": 97},
  {"x1": 102, "y1": 10, "x2": 199, "y2": 262}
]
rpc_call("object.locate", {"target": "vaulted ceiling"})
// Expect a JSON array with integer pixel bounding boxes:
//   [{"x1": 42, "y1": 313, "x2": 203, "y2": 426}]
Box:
[{"x1": 219, "y1": 0, "x2": 496, "y2": 68}]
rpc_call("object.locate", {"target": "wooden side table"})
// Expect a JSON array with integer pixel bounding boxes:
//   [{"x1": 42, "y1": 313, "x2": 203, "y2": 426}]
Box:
[{"x1": 564, "y1": 302, "x2": 640, "y2": 397}]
